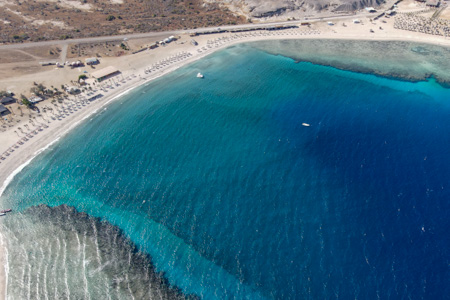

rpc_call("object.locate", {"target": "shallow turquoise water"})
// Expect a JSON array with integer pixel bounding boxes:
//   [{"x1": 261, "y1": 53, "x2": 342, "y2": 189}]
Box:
[{"x1": 1, "y1": 42, "x2": 450, "y2": 299}]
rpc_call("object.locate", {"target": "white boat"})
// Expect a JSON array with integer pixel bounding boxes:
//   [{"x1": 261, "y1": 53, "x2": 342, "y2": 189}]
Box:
[
  {"x1": 302, "y1": 123, "x2": 310, "y2": 127},
  {"x1": 197, "y1": 72, "x2": 204, "y2": 78},
  {"x1": 0, "y1": 213, "x2": 5, "y2": 217}
]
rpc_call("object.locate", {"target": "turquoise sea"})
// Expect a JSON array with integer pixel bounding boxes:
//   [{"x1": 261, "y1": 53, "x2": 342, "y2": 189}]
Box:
[{"x1": 1, "y1": 41, "x2": 449, "y2": 299}]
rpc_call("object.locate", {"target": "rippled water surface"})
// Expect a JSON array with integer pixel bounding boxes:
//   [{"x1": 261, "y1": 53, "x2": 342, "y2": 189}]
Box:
[
  {"x1": 1, "y1": 41, "x2": 450, "y2": 299},
  {"x1": 2, "y1": 205, "x2": 189, "y2": 299}
]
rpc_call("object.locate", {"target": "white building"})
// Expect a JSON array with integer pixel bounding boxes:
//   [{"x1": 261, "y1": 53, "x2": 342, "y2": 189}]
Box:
[{"x1": 29, "y1": 95, "x2": 44, "y2": 104}]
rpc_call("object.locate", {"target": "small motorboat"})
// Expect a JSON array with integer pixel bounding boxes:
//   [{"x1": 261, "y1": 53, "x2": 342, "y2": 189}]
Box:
[
  {"x1": 197, "y1": 72, "x2": 204, "y2": 78},
  {"x1": 0, "y1": 209, "x2": 11, "y2": 213},
  {"x1": 302, "y1": 123, "x2": 310, "y2": 127},
  {"x1": 0, "y1": 213, "x2": 6, "y2": 217}
]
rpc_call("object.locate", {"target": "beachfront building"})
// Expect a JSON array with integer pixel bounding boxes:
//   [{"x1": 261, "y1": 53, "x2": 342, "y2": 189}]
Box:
[
  {"x1": 29, "y1": 95, "x2": 44, "y2": 104},
  {"x1": 426, "y1": 0, "x2": 440, "y2": 7},
  {"x1": 0, "y1": 96, "x2": 16, "y2": 105},
  {"x1": 0, "y1": 104, "x2": 9, "y2": 116},
  {"x1": 91, "y1": 66, "x2": 121, "y2": 82}
]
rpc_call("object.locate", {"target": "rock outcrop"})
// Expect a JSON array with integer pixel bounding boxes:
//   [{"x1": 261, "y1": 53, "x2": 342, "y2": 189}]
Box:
[{"x1": 204, "y1": 0, "x2": 386, "y2": 18}]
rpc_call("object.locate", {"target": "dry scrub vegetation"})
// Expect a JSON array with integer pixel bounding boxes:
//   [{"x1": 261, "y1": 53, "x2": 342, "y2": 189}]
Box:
[{"x1": 0, "y1": 0, "x2": 245, "y2": 44}]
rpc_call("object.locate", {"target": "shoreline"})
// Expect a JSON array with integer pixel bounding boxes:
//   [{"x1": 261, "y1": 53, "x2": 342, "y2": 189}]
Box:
[{"x1": 1, "y1": 17, "x2": 450, "y2": 298}]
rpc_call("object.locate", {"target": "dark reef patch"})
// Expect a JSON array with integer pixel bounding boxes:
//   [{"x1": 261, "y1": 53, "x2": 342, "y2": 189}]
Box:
[
  {"x1": 3, "y1": 204, "x2": 198, "y2": 299},
  {"x1": 250, "y1": 39, "x2": 450, "y2": 87}
]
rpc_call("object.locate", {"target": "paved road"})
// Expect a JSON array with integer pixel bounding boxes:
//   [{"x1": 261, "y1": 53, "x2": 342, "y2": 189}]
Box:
[{"x1": 0, "y1": 11, "x2": 381, "y2": 50}]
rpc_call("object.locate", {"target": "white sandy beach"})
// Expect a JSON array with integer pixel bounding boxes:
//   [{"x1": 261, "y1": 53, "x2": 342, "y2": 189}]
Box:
[{"x1": 1, "y1": 11, "x2": 450, "y2": 298}]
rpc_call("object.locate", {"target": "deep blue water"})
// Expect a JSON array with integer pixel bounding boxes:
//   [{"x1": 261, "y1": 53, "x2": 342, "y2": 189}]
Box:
[{"x1": 1, "y1": 43, "x2": 450, "y2": 299}]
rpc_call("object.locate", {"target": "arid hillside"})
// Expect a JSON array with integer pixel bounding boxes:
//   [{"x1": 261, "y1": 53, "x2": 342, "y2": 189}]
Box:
[
  {"x1": 204, "y1": 0, "x2": 386, "y2": 19},
  {"x1": 0, "y1": 0, "x2": 245, "y2": 44}
]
